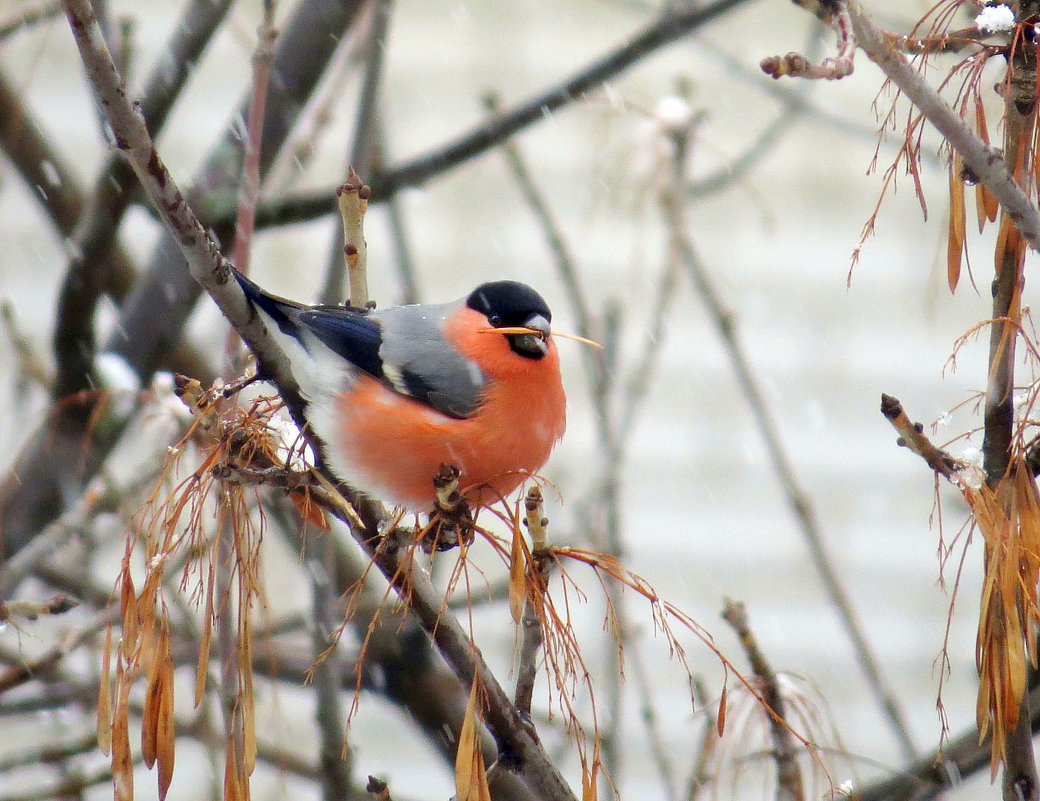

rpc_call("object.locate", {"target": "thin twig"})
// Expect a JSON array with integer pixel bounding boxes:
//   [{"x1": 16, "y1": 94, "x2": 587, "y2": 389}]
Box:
[
  {"x1": 307, "y1": 530, "x2": 353, "y2": 801},
  {"x1": 879, "y1": 394, "x2": 965, "y2": 479},
  {"x1": 628, "y1": 636, "x2": 679, "y2": 801},
  {"x1": 0, "y1": 602, "x2": 117, "y2": 694},
  {"x1": 857, "y1": 676, "x2": 1040, "y2": 800},
  {"x1": 674, "y1": 158, "x2": 917, "y2": 759},
  {"x1": 230, "y1": 0, "x2": 278, "y2": 279},
  {"x1": 0, "y1": 301, "x2": 51, "y2": 390},
  {"x1": 514, "y1": 488, "x2": 552, "y2": 719},
  {"x1": 0, "y1": 1, "x2": 62, "y2": 40},
  {"x1": 685, "y1": 677, "x2": 719, "y2": 801},
  {"x1": 320, "y1": 0, "x2": 393, "y2": 305},
  {"x1": 366, "y1": 0, "x2": 753, "y2": 200},
  {"x1": 722, "y1": 599, "x2": 804, "y2": 801},
  {"x1": 337, "y1": 169, "x2": 372, "y2": 308},
  {"x1": 761, "y1": 1, "x2": 854, "y2": 80}
]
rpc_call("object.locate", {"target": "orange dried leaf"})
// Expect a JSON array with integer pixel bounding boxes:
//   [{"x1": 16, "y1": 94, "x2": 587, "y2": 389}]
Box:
[
  {"x1": 975, "y1": 93, "x2": 989, "y2": 145},
  {"x1": 581, "y1": 759, "x2": 598, "y2": 801},
  {"x1": 120, "y1": 570, "x2": 138, "y2": 652},
  {"x1": 157, "y1": 625, "x2": 176, "y2": 801},
  {"x1": 195, "y1": 565, "x2": 216, "y2": 707},
  {"x1": 948, "y1": 157, "x2": 965, "y2": 291},
  {"x1": 113, "y1": 671, "x2": 134, "y2": 801},
  {"x1": 141, "y1": 622, "x2": 169, "y2": 769},
  {"x1": 224, "y1": 742, "x2": 242, "y2": 801},
  {"x1": 456, "y1": 678, "x2": 480, "y2": 801},
  {"x1": 982, "y1": 185, "x2": 998, "y2": 224},
  {"x1": 509, "y1": 526, "x2": 526, "y2": 624},
  {"x1": 195, "y1": 619, "x2": 211, "y2": 708},
  {"x1": 977, "y1": 184, "x2": 998, "y2": 232},
  {"x1": 972, "y1": 97, "x2": 996, "y2": 231},
  {"x1": 98, "y1": 624, "x2": 113, "y2": 756},
  {"x1": 717, "y1": 683, "x2": 727, "y2": 736},
  {"x1": 242, "y1": 634, "x2": 257, "y2": 776},
  {"x1": 290, "y1": 489, "x2": 329, "y2": 530}
]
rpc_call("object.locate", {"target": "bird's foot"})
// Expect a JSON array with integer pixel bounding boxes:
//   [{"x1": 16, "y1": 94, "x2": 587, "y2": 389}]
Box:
[{"x1": 419, "y1": 464, "x2": 475, "y2": 552}]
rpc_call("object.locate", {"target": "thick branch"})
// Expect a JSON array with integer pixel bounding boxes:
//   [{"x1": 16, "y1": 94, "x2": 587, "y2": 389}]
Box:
[{"x1": 52, "y1": 0, "x2": 236, "y2": 399}]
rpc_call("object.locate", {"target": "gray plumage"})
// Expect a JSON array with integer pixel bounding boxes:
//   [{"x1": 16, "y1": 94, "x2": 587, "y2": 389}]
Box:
[{"x1": 371, "y1": 301, "x2": 486, "y2": 419}]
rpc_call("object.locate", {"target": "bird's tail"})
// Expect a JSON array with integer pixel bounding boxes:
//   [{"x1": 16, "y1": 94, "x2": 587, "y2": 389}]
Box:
[{"x1": 232, "y1": 267, "x2": 306, "y2": 341}]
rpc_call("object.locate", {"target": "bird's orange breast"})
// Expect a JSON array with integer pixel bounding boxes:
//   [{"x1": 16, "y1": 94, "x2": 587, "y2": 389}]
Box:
[{"x1": 331, "y1": 311, "x2": 566, "y2": 508}]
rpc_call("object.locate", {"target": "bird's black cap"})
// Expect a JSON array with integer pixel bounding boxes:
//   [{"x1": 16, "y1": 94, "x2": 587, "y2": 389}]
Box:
[{"x1": 466, "y1": 281, "x2": 552, "y2": 328}]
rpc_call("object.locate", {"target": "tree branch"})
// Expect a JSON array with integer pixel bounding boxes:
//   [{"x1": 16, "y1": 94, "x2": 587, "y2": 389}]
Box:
[{"x1": 846, "y1": 0, "x2": 1040, "y2": 253}]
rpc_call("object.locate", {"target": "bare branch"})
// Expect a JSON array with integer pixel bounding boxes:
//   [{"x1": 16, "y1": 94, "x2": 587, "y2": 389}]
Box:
[
  {"x1": 879, "y1": 394, "x2": 965, "y2": 479},
  {"x1": 337, "y1": 169, "x2": 372, "y2": 309},
  {"x1": 761, "y1": 2, "x2": 855, "y2": 80},
  {"x1": 320, "y1": 0, "x2": 394, "y2": 305},
  {"x1": 676, "y1": 160, "x2": 916, "y2": 761},
  {"x1": 366, "y1": 0, "x2": 753, "y2": 200},
  {"x1": 722, "y1": 600, "x2": 804, "y2": 801},
  {"x1": 846, "y1": 0, "x2": 1040, "y2": 254}
]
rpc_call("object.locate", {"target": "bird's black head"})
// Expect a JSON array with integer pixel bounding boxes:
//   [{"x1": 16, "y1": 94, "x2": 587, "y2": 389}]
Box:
[{"x1": 467, "y1": 281, "x2": 553, "y2": 359}]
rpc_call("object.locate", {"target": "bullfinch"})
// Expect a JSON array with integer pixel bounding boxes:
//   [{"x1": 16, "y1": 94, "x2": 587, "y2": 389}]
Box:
[{"x1": 233, "y1": 269, "x2": 566, "y2": 510}]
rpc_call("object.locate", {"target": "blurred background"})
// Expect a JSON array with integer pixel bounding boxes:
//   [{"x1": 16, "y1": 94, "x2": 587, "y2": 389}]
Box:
[{"x1": 0, "y1": 0, "x2": 1014, "y2": 798}]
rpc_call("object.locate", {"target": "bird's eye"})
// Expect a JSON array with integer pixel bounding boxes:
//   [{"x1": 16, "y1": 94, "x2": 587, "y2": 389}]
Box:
[{"x1": 489, "y1": 314, "x2": 502, "y2": 327}]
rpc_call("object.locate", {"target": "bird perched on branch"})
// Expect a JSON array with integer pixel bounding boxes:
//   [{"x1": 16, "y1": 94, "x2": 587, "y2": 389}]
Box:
[{"x1": 233, "y1": 269, "x2": 567, "y2": 511}]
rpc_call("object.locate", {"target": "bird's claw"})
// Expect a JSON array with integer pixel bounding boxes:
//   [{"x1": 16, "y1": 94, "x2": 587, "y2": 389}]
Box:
[{"x1": 419, "y1": 464, "x2": 475, "y2": 552}]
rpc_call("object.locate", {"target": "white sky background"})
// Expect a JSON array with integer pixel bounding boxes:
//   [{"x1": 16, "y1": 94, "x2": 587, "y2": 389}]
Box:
[{"x1": 0, "y1": 0, "x2": 1018, "y2": 798}]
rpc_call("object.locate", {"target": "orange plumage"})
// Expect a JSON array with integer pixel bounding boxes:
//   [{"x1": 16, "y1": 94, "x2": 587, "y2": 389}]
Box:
[
  {"x1": 332, "y1": 308, "x2": 566, "y2": 507},
  {"x1": 233, "y1": 269, "x2": 568, "y2": 510}
]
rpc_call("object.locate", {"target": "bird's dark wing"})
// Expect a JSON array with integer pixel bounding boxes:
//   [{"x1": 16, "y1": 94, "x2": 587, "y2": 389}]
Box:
[
  {"x1": 297, "y1": 308, "x2": 384, "y2": 380},
  {"x1": 234, "y1": 269, "x2": 483, "y2": 419},
  {"x1": 234, "y1": 268, "x2": 384, "y2": 379}
]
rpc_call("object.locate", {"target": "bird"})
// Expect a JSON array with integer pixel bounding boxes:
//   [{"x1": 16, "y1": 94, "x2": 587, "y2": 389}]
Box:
[{"x1": 232, "y1": 269, "x2": 567, "y2": 511}]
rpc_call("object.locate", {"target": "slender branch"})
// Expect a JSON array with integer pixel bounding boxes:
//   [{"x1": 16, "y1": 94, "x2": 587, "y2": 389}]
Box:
[
  {"x1": 0, "y1": 602, "x2": 117, "y2": 694},
  {"x1": 761, "y1": 1, "x2": 854, "y2": 80},
  {"x1": 676, "y1": 171, "x2": 916, "y2": 761},
  {"x1": 230, "y1": 0, "x2": 278, "y2": 278},
  {"x1": 0, "y1": 1, "x2": 62, "y2": 40},
  {"x1": 0, "y1": 476, "x2": 112, "y2": 599},
  {"x1": 514, "y1": 488, "x2": 552, "y2": 719},
  {"x1": 337, "y1": 170, "x2": 371, "y2": 308},
  {"x1": 857, "y1": 676, "x2": 1040, "y2": 800},
  {"x1": 52, "y1": 0, "x2": 236, "y2": 399},
  {"x1": 365, "y1": 0, "x2": 753, "y2": 200},
  {"x1": 381, "y1": 138, "x2": 421, "y2": 303},
  {"x1": 722, "y1": 600, "x2": 804, "y2": 801},
  {"x1": 320, "y1": 0, "x2": 394, "y2": 305},
  {"x1": 1, "y1": 301, "x2": 51, "y2": 389},
  {"x1": 879, "y1": 394, "x2": 965, "y2": 479},
  {"x1": 628, "y1": 637, "x2": 679, "y2": 801},
  {"x1": 685, "y1": 677, "x2": 719, "y2": 801},
  {"x1": 307, "y1": 533, "x2": 353, "y2": 801}
]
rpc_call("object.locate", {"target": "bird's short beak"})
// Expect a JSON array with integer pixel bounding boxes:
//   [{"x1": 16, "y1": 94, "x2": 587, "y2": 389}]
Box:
[{"x1": 510, "y1": 313, "x2": 550, "y2": 358}]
